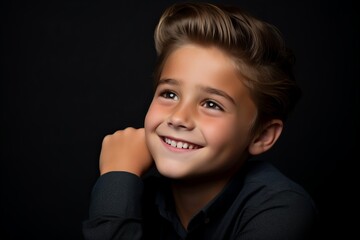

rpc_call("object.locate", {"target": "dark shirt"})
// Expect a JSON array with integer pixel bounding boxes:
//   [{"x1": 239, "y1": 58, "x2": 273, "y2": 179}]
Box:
[{"x1": 83, "y1": 160, "x2": 317, "y2": 240}]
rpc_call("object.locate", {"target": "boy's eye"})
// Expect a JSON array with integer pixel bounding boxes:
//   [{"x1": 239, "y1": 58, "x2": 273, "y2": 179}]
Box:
[
  {"x1": 202, "y1": 100, "x2": 223, "y2": 111},
  {"x1": 160, "y1": 91, "x2": 179, "y2": 101}
]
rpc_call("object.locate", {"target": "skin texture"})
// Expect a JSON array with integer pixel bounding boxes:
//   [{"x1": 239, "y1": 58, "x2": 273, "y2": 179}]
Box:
[
  {"x1": 145, "y1": 44, "x2": 258, "y2": 181},
  {"x1": 144, "y1": 44, "x2": 283, "y2": 228},
  {"x1": 100, "y1": 44, "x2": 283, "y2": 228},
  {"x1": 99, "y1": 128, "x2": 153, "y2": 177}
]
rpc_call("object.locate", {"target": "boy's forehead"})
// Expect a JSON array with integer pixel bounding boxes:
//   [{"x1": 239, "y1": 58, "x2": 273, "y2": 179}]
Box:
[{"x1": 162, "y1": 44, "x2": 238, "y2": 77}]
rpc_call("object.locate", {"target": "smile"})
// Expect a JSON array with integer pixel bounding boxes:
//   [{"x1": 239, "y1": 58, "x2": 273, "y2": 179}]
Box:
[{"x1": 162, "y1": 137, "x2": 202, "y2": 150}]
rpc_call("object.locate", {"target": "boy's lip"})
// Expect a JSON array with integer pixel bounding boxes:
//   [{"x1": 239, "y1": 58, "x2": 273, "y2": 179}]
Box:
[{"x1": 159, "y1": 135, "x2": 204, "y2": 150}]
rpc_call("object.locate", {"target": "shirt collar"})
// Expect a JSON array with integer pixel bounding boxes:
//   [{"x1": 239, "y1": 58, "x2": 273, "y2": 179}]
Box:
[{"x1": 155, "y1": 167, "x2": 246, "y2": 234}]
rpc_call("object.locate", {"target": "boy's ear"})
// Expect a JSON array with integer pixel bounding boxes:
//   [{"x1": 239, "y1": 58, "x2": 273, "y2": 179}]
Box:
[{"x1": 248, "y1": 119, "x2": 283, "y2": 156}]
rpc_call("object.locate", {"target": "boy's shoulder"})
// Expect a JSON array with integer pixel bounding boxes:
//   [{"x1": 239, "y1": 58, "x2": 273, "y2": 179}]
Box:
[
  {"x1": 143, "y1": 160, "x2": 313, "y2": 202},
  {"x1": 142, "y1": 160, "x2": 316, "y2": 213},
  {"x1": 244, "y1": 160, "x2": 308, "y2": 193},
  {"x1": 240, "y1": 160, "x2": 316, "y2": 209}
]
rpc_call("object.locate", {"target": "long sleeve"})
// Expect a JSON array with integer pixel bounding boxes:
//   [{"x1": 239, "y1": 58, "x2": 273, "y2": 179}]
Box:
[
  {"x1": 82, "y1": 171, "x2": 144, "y2": 240},
  {"x1": 234, "y1": 190, "x2": 317, "y2": 240}
]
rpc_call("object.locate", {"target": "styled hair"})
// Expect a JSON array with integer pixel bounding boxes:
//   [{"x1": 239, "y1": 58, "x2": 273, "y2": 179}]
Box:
[{"x1": 153, "y1": 2, "x2": 301, "y2": 133}]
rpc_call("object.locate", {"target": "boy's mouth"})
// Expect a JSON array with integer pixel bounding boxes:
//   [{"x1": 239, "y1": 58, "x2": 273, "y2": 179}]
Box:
[{"x1": 162, "y1": 137, "x2": 202, "y2": 150}]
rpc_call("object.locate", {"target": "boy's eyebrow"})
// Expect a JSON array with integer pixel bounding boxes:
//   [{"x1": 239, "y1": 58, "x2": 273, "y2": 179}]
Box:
[
  {"x1": 201, "y1": 86, "x2": 236, "y2": 104},
  {"x1": 158, "y1": 78, "x2": 235, "y2": 104},
  {"x1": 158, "y1": 78, "x2": 179, "y2": 86}
]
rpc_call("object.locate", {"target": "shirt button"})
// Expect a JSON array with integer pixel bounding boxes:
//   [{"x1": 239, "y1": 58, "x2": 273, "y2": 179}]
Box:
[{"x1": 204, "y1": 218, "x2": 210, "y2": 224}]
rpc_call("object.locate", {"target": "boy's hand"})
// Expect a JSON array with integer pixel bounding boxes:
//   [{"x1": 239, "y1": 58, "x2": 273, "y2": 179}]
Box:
[{"x1": 99, "y1": 127, "x2": 153, "y2": 177}]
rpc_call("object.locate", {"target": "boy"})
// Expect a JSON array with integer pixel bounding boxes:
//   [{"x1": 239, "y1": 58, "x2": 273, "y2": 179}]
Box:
[{"x1": 83, "y1": 2, "x2": 317, "y2": 239}]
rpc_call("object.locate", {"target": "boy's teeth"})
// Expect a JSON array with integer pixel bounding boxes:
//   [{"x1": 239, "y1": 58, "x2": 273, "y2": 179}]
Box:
[
  {"x1": 164, "y1": 138, "x2": 196, "y2": 149},
  {"x1": 176, "y1": 142, "x2": 183, "y2": 148}
]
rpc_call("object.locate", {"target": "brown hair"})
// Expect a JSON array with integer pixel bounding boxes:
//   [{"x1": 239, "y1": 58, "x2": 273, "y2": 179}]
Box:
[{"x1": 153, "y1": 2, "x2": 301, "y2": 133}]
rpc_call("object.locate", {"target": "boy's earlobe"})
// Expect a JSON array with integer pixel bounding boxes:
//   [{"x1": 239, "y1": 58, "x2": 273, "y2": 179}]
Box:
[{"x1": 248, "y1": 120, "x2": 283, "y2": 156}]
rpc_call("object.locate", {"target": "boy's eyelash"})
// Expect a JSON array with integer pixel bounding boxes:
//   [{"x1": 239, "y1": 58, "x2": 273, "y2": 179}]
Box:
[
  {"x1": 202, "y1": 100, "x2": 224, "y2": 111},
  {"x1": 158, "y1": 90, "x2": 224, "y2": 111},
  {"x1": 159, "y1": 90, "x2": 178, "y2": 100}
]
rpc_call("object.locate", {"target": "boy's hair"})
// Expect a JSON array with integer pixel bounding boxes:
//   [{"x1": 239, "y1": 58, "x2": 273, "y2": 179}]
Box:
[{"x1": 153, "y1": 2, "x2": 301, "y2": 133}]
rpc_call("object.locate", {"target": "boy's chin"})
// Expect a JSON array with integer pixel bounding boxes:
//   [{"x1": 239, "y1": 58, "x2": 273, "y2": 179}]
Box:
[{"x1": 154, "y1": 161, "x2": 189, "y2": 180}]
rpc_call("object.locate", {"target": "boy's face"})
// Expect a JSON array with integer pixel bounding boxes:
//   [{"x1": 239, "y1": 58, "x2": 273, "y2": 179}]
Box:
[{"x1": 145, "y1": 44, "x2": 257, "y2": 181}]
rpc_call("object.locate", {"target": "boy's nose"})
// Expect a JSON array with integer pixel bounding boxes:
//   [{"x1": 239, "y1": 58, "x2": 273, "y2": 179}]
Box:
[{"x1": 167, "y1": 103, "x2": 195, "y2": 130}]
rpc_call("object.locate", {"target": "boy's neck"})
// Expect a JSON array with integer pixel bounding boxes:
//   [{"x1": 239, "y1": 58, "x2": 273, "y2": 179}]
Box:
[{"x1": 171, "y1": 174, "x2": 232, "y2": 230}]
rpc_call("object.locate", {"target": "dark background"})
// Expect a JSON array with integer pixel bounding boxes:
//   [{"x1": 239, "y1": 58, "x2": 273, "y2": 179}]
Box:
[{"x1": 1, "y1": 0, "x2": 357, "y2": 239}]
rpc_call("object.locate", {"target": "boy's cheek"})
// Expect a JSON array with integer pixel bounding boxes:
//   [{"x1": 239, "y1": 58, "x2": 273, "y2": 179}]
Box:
[
  {"x1": 144, "y1": 104, "x2": 163, "y2": 130},
  {"x1": 148, "y1": 102, "x2": 168, "y2": 117}
]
